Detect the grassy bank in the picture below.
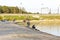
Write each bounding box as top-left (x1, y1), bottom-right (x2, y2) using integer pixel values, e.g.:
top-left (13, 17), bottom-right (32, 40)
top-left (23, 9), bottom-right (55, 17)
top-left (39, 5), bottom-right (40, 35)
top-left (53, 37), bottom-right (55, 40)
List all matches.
top-left (0, 14), bottom-right (60, 20)
top-left (0, 14), bottom-right (60, 26)
top-left (0, 14), bottom-right (39, 21)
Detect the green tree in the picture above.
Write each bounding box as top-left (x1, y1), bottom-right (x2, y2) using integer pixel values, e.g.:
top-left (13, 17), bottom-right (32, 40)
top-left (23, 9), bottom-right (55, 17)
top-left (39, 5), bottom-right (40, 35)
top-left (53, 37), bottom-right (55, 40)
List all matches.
top-left (0, 5), bottom-right (28, 14)
top-left (2, 6), bottom-right (10, 13)
top-left (14, 6), bottom-right (19, 13)
top-left (0, 6), bottom-right (3, 13)
top-left (19, 7), bottom-right (27, 14)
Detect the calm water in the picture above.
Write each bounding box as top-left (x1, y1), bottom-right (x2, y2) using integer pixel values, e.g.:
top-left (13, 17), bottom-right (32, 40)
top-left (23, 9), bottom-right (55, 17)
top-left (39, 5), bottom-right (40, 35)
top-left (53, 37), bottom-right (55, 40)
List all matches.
top-left (36, 25), bottom-right (60, 36)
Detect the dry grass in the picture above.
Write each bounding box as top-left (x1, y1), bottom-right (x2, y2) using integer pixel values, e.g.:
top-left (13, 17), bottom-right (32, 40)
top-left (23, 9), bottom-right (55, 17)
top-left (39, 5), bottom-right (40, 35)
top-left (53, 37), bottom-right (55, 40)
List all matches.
top-left (37, 19), bottom-right (60, 26)
top-left (17, 19), bottom-right (60, 27)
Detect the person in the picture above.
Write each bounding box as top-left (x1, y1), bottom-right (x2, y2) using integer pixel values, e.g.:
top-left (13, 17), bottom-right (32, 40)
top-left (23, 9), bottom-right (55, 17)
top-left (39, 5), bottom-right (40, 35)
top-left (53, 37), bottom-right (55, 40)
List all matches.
top-left (32, 24), bottom-right (39, 31)
top-left (32, 24), bottom-right (35, 29)
top-left (27, 20), bottom-right (30, 27)
top-left (23, 20), bottom-right (26, 23)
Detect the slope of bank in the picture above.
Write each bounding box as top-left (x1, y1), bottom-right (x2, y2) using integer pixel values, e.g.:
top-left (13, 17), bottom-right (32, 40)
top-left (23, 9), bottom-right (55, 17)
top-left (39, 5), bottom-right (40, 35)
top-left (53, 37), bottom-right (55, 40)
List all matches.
top-left (0, 21), bottom-right (60, 40)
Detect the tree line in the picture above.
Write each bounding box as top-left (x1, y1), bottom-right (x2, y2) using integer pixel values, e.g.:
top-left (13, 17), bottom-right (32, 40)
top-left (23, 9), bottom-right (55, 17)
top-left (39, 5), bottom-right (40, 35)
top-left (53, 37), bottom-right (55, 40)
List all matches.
top-left (0, 6), bottom-right (28, 14)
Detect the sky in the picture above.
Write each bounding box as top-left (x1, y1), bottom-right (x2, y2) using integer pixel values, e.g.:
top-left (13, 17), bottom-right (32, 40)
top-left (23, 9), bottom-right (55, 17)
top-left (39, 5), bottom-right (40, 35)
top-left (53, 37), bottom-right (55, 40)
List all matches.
top-left (0, 0), bottom-right (60, 14)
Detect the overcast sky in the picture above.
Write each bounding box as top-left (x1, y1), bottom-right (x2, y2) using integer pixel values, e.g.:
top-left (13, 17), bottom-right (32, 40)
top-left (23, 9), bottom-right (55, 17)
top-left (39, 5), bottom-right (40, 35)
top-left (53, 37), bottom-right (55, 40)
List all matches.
top-left (0, 0), bottom-right (60, 13)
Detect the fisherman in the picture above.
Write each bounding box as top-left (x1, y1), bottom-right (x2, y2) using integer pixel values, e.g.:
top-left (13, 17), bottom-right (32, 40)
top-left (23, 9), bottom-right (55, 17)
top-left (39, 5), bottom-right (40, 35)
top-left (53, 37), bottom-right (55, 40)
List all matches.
top-left (23, 19), bottom-right (26, 23)
top-left (27, 20), bottom-right (30, 27)
top-left (32, 24), bottom-right (35, 29)
top-left (32, 24), bottom-right (39, 31)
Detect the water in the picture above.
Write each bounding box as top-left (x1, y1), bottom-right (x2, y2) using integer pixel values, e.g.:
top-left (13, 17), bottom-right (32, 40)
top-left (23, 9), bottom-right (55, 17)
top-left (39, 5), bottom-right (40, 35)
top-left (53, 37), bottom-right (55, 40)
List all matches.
top-left (36, 25), bottom-right (60, 36)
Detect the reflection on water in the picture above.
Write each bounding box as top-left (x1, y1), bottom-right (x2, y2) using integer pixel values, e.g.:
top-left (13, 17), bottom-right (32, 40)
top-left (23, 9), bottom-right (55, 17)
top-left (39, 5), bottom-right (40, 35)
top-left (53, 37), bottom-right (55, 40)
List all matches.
top-left (36, 25), bottom-right (60, 36)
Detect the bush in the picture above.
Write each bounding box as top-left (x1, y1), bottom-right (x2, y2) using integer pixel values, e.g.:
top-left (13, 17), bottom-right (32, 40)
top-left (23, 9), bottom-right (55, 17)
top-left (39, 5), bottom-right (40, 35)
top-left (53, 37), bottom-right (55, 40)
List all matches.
top-left (19, 16), bottom-right (26, 20)
top-left (0, 16), bottom-right (3, 20)
top-left (4, 15), bottom-right (20, 21)
top-left (3, 15), bottom-right (39, 21)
